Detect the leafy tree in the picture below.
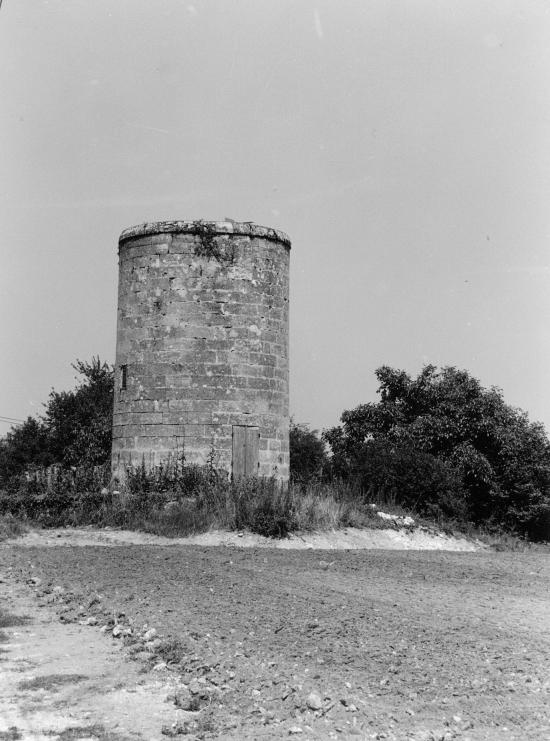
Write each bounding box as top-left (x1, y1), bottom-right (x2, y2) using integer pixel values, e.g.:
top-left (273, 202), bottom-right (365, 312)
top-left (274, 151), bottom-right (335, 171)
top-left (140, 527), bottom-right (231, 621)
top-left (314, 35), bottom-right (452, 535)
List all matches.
top-left (0, 417), bottom-right (53, 483)
top-left (324, 365), bottom-right (550, 537)
top-left (0, 357), bottom-right (113, 483)
top-left (43, 357), bottom-right (114, 467)
top-left (289, 420), bottom-right (328, 484)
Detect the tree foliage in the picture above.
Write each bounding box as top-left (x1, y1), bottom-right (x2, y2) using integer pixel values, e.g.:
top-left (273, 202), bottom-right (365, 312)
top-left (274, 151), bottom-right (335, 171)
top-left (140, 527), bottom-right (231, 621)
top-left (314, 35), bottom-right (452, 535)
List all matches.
top-left (0, 357), bottom-right (113, 484)
top-left (0, 417), bottom-right (53, 482)
top-left (43, 358), bottom-right (114, 467)
top-left (289, 420), bottom-right (328, 484)
top-left (324, 365), bottom-right (550, 538)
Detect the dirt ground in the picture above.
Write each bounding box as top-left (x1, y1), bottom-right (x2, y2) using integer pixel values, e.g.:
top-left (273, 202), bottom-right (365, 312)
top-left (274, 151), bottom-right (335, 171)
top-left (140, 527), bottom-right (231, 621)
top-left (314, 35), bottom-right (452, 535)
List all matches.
top-left (0, 528), bottom-right (549, 740)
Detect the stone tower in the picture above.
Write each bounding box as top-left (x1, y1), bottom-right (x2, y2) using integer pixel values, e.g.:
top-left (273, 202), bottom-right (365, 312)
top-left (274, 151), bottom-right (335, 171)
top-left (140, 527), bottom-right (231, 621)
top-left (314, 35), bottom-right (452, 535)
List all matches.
top-left (111, 220), bottom-right (290, 481)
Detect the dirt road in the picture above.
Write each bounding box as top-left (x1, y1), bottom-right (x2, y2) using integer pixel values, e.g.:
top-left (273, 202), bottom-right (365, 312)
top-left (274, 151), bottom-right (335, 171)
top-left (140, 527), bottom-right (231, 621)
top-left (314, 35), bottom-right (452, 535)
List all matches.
top-left (1, 530), bottom-right (549, 740)
top-left (0, 578), bottom-right (189, 741)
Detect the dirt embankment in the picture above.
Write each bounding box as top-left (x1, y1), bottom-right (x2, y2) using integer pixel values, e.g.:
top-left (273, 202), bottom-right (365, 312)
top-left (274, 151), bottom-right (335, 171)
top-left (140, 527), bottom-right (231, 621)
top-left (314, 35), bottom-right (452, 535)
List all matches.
top-left (6, 525), bottom-right (483, 551)
top-left (0, 529), bottom-right (549, 740)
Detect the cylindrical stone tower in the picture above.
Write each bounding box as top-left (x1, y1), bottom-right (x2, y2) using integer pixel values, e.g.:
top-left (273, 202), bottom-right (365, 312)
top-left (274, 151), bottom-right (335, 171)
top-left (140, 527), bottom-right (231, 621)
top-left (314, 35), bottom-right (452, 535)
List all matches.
top-left (111, 220), bottom-right (290, 481)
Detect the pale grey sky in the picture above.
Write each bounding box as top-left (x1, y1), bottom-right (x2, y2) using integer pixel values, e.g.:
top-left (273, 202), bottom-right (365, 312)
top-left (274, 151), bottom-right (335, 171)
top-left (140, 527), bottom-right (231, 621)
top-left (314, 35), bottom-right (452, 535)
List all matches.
top-left (1, 0), bottom-right (549, 435)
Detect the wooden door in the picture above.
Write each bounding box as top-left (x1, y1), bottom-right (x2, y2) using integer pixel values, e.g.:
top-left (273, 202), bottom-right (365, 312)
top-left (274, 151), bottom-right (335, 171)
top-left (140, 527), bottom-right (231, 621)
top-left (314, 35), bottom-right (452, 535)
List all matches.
top-left (232, 426), bottom-right (260, 478)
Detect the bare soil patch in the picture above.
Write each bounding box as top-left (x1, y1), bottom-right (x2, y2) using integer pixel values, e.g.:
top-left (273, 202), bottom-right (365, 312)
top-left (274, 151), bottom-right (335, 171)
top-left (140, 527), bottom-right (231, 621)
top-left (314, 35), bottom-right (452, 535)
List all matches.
top-left (0, 579), bottom-right (204, 740)
top-left (0, 529), bottom-right (548, 740)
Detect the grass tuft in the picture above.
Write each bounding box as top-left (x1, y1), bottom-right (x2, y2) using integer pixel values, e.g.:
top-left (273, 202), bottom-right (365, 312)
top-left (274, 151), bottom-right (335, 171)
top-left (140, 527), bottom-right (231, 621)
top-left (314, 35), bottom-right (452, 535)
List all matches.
top-left (0, 514), bottom-right (27, 542)
top-left (154, 637), bottom-right (188, 665)
top-left (47, 725), bottom-right (129, 741)
top-left (0, 728), bottom-right (22, 741)
top-left (0, 611), bottom-right (30, 629)
top-left (18, 673), bottom-right (87, 691)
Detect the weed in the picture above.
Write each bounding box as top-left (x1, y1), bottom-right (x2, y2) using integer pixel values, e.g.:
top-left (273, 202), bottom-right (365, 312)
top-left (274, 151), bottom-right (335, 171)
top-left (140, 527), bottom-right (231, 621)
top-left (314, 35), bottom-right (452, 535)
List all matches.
top-left (0, 612), bottom-right (30, 628)
top-left (185, 696), bottom-right (202, 712)
top-left (122, 633), bottom-right (140, 648)
top-left (192, 221), bottom-right (236, 264)
top-left (47, 725), bottom-right (128, 741)
top-left (0, 728), bottom-right (22, 741)
top-left (484, 532), bottom-right (532, 552)
top-left (154, 638), bottom-right (187, 665)
top-left (0, 514), bottom-right (27, 542)
top-left (18, 673), bottom-right (87, 691)
top-left (196, 716), bottom-right (217, 734)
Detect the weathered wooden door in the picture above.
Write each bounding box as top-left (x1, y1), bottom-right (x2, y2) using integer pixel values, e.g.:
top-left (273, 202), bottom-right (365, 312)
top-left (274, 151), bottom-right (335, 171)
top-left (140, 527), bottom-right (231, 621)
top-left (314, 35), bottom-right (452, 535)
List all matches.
top-left (232, 426), bottom-right (260, 478)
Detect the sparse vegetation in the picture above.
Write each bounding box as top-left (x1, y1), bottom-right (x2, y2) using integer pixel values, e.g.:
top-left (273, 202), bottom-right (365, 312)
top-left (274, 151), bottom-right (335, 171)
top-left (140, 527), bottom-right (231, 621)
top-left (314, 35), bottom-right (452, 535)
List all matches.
top-left (0, 728), bottom-right (22, 741)
top-left (52, 726), bottom-right (128, 741)
top-left (0, 514), bottom-right (27, 542)
top-left (18, 673), bottom-right (87, 692)
top-left (192, 220), bottom-right (236, 264)
top-left (0, 461), bottom-right (380, 539)
top-left (154, 637), bottom-right (188, 666)
top-left (0, 611), bottom-right (30, 629)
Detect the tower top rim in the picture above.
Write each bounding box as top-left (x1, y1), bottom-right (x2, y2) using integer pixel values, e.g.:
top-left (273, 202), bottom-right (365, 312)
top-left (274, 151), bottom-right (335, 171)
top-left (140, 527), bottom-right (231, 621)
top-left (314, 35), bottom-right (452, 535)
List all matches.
top-left (119, 220), bottom-right (291, 248)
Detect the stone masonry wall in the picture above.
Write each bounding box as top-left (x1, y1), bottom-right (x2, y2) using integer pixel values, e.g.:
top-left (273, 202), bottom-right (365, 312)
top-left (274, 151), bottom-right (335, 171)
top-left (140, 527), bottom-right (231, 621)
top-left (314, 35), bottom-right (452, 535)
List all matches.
top-left (111, 220), bottom-right (290, 480)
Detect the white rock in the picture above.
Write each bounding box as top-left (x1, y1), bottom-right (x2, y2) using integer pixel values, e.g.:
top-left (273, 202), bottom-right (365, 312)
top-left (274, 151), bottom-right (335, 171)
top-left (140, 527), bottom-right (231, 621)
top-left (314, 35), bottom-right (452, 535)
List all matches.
top-left (318, 561), bottom-right (334, 570)
top-left (145, 638), bottom-right (163, 651)
top-left (143, 628), bottom-right (157, 641)
top-left (377, 511), bottom-right (415, 527)
top-left (112, 624), bottom-right (131, 637)
top-left (188, 679), bottom-right (204, 695)
top-left (306, 692), bottom-right (323, 710)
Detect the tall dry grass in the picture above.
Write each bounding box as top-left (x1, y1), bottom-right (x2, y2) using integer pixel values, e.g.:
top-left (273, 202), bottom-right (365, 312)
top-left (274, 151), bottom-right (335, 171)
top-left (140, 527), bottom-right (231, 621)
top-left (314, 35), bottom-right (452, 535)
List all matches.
top-left (0, 462), bottom-right (385, 538)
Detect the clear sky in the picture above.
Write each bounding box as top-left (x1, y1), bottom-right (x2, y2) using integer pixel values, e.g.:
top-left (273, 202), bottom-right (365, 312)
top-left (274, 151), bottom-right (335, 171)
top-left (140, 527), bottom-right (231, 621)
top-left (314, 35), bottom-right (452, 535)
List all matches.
top-left (1, 0), bottom-right (549, 436)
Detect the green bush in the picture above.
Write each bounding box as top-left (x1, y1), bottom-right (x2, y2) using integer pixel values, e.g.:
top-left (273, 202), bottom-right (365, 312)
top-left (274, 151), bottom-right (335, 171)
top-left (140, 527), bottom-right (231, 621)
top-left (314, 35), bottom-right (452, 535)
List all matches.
top-left (351, 439), bottom-right (469, 520)
top-left (289, 420), bottom-right (328, 485)
top-left (324, 365), bottom-right (550, 540)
